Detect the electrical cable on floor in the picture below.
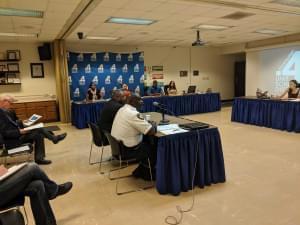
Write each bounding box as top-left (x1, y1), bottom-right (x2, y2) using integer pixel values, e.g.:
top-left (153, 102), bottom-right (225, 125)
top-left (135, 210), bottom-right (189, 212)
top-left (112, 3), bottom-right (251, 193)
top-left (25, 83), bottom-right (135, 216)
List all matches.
top-left (164, 130), bottom-right (200, 225)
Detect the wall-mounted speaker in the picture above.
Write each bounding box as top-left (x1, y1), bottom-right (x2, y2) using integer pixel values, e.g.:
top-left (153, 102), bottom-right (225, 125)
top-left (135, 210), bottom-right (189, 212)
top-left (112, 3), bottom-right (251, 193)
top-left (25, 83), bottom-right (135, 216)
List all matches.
top-left (38, 43), bottom-right (52, 60)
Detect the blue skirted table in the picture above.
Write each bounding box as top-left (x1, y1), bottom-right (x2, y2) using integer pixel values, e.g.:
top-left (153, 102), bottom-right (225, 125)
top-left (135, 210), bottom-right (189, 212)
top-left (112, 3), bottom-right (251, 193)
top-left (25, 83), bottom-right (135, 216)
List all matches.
top-left (72, 93), bottom-right (221, 129)
top-left (156, 126), bottom-right (226, 195)
top-left (231, 97), bottom-right (300, 132)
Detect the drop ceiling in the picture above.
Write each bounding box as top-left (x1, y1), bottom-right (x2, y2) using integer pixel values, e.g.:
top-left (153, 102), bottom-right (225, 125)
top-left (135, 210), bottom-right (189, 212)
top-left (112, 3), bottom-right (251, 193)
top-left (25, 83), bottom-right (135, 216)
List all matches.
top-left (0, 0), bottom-right (299, 46)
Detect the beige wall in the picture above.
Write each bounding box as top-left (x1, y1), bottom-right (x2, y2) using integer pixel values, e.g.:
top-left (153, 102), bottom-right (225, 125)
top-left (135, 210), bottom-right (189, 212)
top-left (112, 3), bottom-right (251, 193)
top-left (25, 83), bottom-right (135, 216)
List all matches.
top-left (66, 42), bottom-right (237, 100)
top-left (0, 42), bottom-right (56, 97)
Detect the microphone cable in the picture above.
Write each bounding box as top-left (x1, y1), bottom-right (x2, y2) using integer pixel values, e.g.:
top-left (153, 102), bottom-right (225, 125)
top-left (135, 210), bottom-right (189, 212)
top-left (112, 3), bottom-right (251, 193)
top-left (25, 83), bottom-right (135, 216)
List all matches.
top-left (164, 129), bottom-right (201, 225)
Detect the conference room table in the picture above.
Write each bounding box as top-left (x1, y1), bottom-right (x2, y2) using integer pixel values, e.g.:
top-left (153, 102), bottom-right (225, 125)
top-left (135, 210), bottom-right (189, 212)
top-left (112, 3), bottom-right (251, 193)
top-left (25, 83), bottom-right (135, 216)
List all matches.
top-left (148, 112), bottom-right (226, 195)
top-left (71, 93), bottom-right (221, 129)
top-left (231, 97), bottom-right (300, 132)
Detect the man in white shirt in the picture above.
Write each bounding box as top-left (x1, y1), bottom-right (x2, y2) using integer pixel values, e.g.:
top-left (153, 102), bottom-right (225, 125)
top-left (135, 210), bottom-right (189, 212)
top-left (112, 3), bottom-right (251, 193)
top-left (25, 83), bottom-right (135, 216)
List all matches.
top-left (111, 94), bottom-right (157, 180)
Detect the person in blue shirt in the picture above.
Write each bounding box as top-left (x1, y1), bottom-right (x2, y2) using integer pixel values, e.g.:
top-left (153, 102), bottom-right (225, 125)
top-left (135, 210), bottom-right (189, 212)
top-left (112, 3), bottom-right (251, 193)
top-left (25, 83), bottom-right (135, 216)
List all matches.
top-left (147, 80), bottom-right (164, 96)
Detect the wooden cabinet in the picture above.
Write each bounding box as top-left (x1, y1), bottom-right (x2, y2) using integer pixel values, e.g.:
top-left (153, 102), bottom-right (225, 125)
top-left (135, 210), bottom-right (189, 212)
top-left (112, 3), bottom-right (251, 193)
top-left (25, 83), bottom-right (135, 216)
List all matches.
top-left (12, 100), bottom-right (58, 122)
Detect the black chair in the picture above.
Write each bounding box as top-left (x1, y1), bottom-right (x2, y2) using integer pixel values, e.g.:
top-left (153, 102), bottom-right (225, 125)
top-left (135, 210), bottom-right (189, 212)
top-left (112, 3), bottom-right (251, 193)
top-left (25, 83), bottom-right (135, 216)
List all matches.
top-left (104, 132), bottom-right (154, 195)
top-left (0, 134), bottom-right (32, 166)
top-left (0, 197), bottom-right (28, 225)
top-left (87, 122), bottom-right (110, 174)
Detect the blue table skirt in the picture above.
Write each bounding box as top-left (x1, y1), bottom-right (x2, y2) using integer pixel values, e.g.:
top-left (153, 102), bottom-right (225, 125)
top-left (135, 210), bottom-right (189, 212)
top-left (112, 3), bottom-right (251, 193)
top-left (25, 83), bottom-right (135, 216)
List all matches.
top-left (72, 93), bottom-right (221, 129)
top-left (231, 98), bottom-right (300, 132)
top-left (156, 127), bottom-right (226, 195)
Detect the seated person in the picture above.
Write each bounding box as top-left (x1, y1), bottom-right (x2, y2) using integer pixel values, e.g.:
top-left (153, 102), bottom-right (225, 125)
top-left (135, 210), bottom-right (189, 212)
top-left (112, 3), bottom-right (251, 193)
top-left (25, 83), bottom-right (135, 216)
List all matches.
top-left (122, 83), bottom-right (131, 98)
top-left (279, 80), bottom-right (300, 99)
top-left (0, 95), bottom-right (67, 165)
top-left (167, 81), bottom-right (177, 96)
top-left (147, 80), bottom-right (164, 96)
top-left (111, 95), bottom-right (157, 180)
top-left (98, 90), bottom-right (124, 133)
top-left (0, 162), bottom-right (72, 225)
top-left (86, 82), bottom-right (101, 101)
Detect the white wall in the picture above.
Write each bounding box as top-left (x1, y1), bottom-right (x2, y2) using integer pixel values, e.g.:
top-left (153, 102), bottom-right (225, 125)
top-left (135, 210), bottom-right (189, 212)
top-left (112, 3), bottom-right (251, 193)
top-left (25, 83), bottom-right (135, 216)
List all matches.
top-left (66, 42), bottom-right (237, 100)
top-left (0, 42), bottom-right (56, 97)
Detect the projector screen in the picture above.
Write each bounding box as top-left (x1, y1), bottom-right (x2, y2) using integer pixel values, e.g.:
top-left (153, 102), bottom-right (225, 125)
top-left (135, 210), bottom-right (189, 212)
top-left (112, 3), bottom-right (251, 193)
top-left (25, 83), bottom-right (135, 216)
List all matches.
top-left (246, 45), bottom-right (300, 96)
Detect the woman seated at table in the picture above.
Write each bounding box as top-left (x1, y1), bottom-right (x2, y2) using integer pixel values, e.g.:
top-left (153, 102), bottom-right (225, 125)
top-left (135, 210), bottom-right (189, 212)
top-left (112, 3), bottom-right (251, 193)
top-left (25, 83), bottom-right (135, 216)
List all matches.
top-left (122, 83), bottom-right (132, 98)
top-left (279, 80), bottom-right (300, 99)
top-left (167, 81), bottom-right (177, 96)
top-left (86, 82), bottom-right (101, 101)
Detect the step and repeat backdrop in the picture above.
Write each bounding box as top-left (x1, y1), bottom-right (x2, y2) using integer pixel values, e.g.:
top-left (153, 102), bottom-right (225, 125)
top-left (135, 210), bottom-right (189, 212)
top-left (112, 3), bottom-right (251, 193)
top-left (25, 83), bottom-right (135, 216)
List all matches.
top-left (67, 51), bottom-right (145, 101)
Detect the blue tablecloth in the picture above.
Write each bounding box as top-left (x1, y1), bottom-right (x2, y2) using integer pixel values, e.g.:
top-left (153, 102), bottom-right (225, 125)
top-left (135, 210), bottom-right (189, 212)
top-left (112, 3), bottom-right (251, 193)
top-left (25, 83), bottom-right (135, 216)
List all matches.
top-left (156, 127), bottom-right (226, 195)
top-left (231, 98), bottom-right (300, 132)
top-left (72, 93), bottom-right (221, 129)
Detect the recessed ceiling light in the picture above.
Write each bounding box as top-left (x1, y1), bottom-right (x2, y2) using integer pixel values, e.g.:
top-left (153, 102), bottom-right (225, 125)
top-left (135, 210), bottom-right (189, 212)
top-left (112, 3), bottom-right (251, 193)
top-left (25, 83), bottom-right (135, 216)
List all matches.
top-left (0, 8), bottom-right (43, 18)
top-left (193, 24), bottom-right (232, 31)
top-left (271, 0), bottom-right (300, 8)
top-left (255, 29), bottom-right (286, 35)
top-left (106, 17), bottom-right (156, 25)
top-left (85, 36), bottom-right (119, 40)
top-left (0, 32), bottom-right (38, 37)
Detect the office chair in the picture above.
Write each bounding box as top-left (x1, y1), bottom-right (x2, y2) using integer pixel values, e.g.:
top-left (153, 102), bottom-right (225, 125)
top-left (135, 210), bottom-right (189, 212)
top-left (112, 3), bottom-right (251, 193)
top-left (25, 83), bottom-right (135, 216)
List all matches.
top-left (104, 132), bottom-right (154, 195)
top-left (87, 122), bottom-right (110, 174)
top-left (0, 197), bottom-right (28, 225)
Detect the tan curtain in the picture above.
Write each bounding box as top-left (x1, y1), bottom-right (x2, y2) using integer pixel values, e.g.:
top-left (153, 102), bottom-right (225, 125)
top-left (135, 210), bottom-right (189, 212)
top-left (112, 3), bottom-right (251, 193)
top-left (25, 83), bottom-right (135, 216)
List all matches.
top-left (53, 39), bottom-right (71, 123)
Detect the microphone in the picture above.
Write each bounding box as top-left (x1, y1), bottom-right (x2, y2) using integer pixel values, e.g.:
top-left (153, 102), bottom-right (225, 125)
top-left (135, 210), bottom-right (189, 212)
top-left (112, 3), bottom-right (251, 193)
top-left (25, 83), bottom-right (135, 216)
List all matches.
top-left (152, 101), bottom-right (170, 125)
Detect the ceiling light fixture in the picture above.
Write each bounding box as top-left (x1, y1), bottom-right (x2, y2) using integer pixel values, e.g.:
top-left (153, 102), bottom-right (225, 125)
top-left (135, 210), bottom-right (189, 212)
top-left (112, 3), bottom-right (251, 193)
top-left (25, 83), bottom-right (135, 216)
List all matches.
top-left (0, 32), bottom-right (38, 37)
top-left (193, 24), bottom-right (232, 31)
top-left (106, 17), bottom-right (156, 25)
top-left (0, 7), bottom-right (43, 18)
top-left (255, 29), bottom-right (286, 35)
top-left (85, 36), bottom-right (119, 40)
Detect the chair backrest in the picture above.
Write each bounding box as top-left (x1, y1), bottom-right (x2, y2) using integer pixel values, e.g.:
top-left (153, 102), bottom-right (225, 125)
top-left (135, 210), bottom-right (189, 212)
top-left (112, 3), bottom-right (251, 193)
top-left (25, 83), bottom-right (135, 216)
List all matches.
top-left (104, 132), bottom-right (121, 157)
top-left (88, 123), bottom-right (104, 147)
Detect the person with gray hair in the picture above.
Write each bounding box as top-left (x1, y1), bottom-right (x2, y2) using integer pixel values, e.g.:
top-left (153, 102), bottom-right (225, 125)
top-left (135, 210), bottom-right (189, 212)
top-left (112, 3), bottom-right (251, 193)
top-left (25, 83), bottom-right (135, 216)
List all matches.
top-left (0, 95), bottom-right (67, 165)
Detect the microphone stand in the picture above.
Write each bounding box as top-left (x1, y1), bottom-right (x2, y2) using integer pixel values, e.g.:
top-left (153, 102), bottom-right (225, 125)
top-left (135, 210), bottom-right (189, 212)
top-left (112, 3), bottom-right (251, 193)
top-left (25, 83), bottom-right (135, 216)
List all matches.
top-left (159, 108), bottom-right (170, 125)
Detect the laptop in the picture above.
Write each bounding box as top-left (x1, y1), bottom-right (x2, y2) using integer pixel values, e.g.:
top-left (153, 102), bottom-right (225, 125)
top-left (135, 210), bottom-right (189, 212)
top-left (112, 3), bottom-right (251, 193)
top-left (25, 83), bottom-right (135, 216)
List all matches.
top-left (187, 85), bottom-right (196, 94)
top-left (179, 122), bottom-right (209, 130)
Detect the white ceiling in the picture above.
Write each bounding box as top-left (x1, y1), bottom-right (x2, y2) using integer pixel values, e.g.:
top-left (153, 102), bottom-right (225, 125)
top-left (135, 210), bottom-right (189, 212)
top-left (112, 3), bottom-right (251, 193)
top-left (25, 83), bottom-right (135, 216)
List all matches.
top-left (0, 0), bottom-right (300, 46)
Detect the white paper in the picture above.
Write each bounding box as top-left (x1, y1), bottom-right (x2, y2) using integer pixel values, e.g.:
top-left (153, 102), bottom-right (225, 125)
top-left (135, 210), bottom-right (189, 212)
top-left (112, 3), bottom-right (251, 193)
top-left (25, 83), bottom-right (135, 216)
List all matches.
top-left (160, 128), bottom-right (188, 135)
top-left (157, 124), bottom-right (180, 131)
top-left (8, 145), bottom-right (30, 155)
top-left (0, 163), bottom-right (28, 181)
top-left (23, 114), bottom-right (42, 126)
top-left (24, 123), bottom-right (44, 131)
top-left (157, 124), bottom-right (188, 135)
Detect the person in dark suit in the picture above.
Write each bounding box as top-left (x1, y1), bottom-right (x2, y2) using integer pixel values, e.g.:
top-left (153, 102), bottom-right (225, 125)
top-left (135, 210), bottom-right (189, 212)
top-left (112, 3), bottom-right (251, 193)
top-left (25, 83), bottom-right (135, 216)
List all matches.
top-left (0, 162), bottom-right (72, 225)
top-left (0, 95), bottom-right (67, 165)
top-left (97, 90), bottom-right (125, 133)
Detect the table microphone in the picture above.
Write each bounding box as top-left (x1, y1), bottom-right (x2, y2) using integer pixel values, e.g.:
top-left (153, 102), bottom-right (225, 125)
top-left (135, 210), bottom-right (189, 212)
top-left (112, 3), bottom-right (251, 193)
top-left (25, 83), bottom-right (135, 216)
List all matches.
top-left (152, 101), bottom-right (170, 125)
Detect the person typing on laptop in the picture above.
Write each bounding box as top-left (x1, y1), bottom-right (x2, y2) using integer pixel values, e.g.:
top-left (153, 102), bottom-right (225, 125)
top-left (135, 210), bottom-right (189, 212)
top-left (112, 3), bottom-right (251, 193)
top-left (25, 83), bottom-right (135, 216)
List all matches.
top-left (0, 95), bottom-right (67, 165)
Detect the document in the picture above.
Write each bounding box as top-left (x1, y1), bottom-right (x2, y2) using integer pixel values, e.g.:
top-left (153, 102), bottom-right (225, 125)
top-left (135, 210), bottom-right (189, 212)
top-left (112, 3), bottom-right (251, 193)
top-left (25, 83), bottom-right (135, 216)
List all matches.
top-left (24, 123), bottom-right (44, 131)
top-left (23, 114), bottom-right (42, 126)
top-left (8, 145), bottom-right (31, 155)
top-left (0, 163), bottom-right (28, 182)
top-left (157, 124), bottom-right (188, 135)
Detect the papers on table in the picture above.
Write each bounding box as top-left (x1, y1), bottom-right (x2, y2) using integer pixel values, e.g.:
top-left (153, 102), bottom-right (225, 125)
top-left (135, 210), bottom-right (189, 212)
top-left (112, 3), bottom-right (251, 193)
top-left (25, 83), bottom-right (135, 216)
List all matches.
top-left (23, 114), bottom-right (42, 126)
top-left (24, 123), bottom-right (44, 131)
top-left (157, 124), bottom-right (188, 135)
top-left (0, 163), bottom-right (28, 182)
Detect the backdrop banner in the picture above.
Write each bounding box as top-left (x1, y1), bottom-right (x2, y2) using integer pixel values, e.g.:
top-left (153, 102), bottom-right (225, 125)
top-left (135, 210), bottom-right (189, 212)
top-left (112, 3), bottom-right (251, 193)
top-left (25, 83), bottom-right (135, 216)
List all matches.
top-left (67, 51), bottom-right (145, 101)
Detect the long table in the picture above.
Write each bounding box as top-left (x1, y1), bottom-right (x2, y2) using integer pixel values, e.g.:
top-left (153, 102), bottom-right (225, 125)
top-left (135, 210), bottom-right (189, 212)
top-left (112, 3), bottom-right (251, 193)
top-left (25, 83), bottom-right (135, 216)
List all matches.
top-left (72, 93), bottom-right (221, 129)
top-left (231, 97), bottom-right (300, 132)
top-left (149, 112), bottom-right (226, 195)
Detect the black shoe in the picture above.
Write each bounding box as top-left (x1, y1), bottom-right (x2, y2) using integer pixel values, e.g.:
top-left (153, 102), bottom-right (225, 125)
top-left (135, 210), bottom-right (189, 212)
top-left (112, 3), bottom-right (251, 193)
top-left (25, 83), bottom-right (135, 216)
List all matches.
top-left (53, 133), bottom-right (67, 144)
top-left (56, 182), bottom-right (73, 198)
top-left (36, 159), bottom-right (52, 165)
